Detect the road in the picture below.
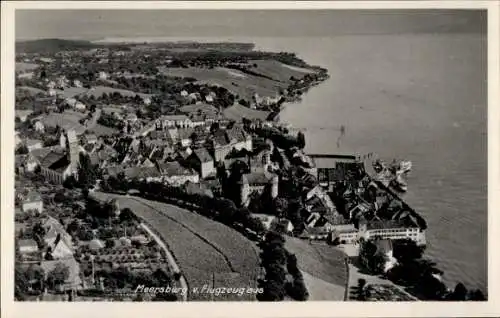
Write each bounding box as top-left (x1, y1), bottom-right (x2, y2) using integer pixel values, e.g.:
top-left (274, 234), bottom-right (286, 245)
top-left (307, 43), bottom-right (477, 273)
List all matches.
top-left (139, 223), bottom-right (188, 301)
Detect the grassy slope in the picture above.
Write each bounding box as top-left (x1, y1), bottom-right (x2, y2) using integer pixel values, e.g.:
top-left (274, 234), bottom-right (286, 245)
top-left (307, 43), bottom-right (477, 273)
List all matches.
top-left (92, 192), bottom-right (260, 301)
top-left (285, 236), bottom-right (347, 298)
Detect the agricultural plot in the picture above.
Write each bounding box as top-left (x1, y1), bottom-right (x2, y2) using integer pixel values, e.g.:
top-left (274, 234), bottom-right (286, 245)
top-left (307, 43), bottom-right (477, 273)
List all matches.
top-left (222, 103), bottom-right (271, 122)
top-left (249, 59), bottom-right (316, 83)
top-left (91, 192), bottom-right (260, 301)
top-left (17, 86), bottom-right (46, 96)
top-left (157, 66), bottom-right (284, 101)
top-left (40, 111), bottom-right (87, 134)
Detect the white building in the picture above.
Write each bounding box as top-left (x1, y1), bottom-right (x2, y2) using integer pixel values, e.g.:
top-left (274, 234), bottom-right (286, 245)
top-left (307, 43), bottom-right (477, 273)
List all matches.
top-left (34, 121), bottom-right (45, 133)
top-left (98, 71), bottom-right (108, 80)
top-left (18, 239), bottom-right (39, 254)
top-left (22, 191), bottom-right (43, 213)
top-left (359, 219), bottom-right (426, 246)
top-left (157, 115), bottom-right (193, 129)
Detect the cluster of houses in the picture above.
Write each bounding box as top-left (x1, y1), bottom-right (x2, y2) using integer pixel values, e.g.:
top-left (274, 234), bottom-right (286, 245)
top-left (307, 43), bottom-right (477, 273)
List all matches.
top-left (14, 187), bottom-right (164, 297)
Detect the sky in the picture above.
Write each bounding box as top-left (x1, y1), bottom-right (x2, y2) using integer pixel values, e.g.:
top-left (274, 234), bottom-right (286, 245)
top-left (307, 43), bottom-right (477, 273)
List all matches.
top-left (15, 9), bottom-right (486, 41)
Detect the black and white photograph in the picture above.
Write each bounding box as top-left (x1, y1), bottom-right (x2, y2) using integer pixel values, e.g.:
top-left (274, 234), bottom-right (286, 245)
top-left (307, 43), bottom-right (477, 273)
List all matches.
top-left (1, 1), bottom-right (499, 317)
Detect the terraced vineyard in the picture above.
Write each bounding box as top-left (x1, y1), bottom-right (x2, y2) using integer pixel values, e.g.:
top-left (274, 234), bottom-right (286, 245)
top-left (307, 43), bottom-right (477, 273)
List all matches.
top-left (92, 192), bottom-right (260, 301)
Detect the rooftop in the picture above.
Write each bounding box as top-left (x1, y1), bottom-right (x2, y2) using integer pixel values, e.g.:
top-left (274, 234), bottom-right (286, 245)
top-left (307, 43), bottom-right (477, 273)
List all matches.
top-left (24, 191), bottom-right (42, 203)
top-left (158, 161), bottom-right (196, 176)
top-left (159, 114), bottom-right (189, 121)
top-left (242, 171), bottom-right (276, 185)
top-left (193, 147), bottom-right (213, 163)
top-left (18, 239), bottom-right (38, 248)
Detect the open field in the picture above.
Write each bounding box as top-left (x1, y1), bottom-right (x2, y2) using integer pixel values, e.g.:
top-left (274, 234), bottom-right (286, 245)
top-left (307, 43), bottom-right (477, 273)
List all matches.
top-left (285, 237), bottom-right (347, 299)
top-left (250, 59), bottom-right (316, 83)
top-left (17, 86), bottom-right (46, 96)
top-left (89, 124), bottom-right (119, 137)
top-left (91, 192), bottom-right (260, 301)
top-left (301, 271), bottom-right (345, 300)
top-left (157, 66), bottom-right (284, 100)
top-left (39, 111), bottom-right (86, 134)
top-left (86, 86), bottom-right (152, 99)
top-left (16, 62), bottom-right (39, 72)
top-left (223, 103), bottom-right (271, 122)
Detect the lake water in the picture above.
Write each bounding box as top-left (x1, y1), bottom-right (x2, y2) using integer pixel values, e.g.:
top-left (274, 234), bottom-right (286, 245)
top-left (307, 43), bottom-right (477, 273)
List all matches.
top-left (255, 35), bottom-right (488, 292)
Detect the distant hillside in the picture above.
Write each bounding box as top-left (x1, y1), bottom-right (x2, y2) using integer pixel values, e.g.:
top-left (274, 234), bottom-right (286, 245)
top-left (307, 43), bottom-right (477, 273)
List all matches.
top-left (16, 38), bottom-right (99, 53)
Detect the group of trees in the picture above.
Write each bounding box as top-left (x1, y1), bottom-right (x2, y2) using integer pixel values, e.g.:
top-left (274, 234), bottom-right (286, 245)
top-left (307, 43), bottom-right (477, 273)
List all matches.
top-left (258, 231), bottom-right (309, 301)
top-left (15, 262), bottom-right (71, 299)
top-left (101, 178), bottom-right (267, 240)
top-left (358, 239), bottom-right (387, 275)
top-left (251, 126), bottom-right (304, 151)
top-left (358, 238), bottom-right (487, 301)
top-left (97, 111), bottom-right (126, 130)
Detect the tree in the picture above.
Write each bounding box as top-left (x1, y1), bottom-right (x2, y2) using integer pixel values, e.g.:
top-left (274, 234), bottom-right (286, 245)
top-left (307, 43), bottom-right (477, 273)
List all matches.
top-left (393, 239), bottom-right (424, 264)
top-left (357, 278), bottom-right (367, 300)
top-left (286, 277), bottom-right (309, 301)
top-left (78, 152), bottom-right (97, 188)
top-left (105, 239), bottom-right (115, 249)
top-left (286, 253), bottom-right (300, 277)
top-left (246, 217), bottom-right (266, 236)
top-left (259, 279), bottom-right (286, 301)
top-left (33, 222), bottom-right (46, 239)
top-left (66, 220), bottom-right (80, 234)
top-left (272, 198), bottom-right (288, 218)
top-left (119, 208), bottom-right (136, 223)
top-left (359, 240), bottom-right (385, 274)
top-left (25, 265), bottom-right (45, 292)
top-left (16, 145), bottom-right (29, 155)
top-left (46, 263), bottom-right (70, 291)
top-left (468, 289), bottom-right (486, 301)
top-left (449, 282), bottom-right (468, 301)
top-left (296, 131), bottom-right (306, 149)
top-left (261, 245), bottom-right (287, 268)
top-left (63, 175), bottom-right (78, 189)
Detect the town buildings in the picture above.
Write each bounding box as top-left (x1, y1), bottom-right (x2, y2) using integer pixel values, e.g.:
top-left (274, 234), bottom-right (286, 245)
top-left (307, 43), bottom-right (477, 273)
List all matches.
top-left (359, 218), bottom-right (426, 246)
top-left (18, 239), bottom-right (39, 254)
top-left (210, 124), bottom-right (253, 162)
top-left (188, 148), bottom-right (215, 179)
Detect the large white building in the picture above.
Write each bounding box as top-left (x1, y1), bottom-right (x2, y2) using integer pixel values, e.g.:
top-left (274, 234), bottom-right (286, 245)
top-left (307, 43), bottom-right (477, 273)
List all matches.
top-left (359, 219), bottom-right (426, 246)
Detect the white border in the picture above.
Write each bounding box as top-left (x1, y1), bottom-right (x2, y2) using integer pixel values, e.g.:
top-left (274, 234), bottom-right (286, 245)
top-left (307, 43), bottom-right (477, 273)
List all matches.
top-left (2, 2), bottom-right (499, 318)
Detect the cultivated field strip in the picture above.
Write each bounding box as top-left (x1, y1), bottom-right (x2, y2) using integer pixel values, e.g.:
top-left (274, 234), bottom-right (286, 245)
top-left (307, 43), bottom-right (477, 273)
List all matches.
top-left (93, 192), bottom-right (260, 300)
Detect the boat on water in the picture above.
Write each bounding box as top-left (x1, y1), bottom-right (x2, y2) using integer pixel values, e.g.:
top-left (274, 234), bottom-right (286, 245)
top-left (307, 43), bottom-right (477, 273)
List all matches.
top-left (372, 159), bottom-right (386, 173)
top-left (372, 158), bottom-right (411, 192)
top-left (398, 160), bottom-right (412, 174)
top-left (391, 173), bottom-right (408, 193)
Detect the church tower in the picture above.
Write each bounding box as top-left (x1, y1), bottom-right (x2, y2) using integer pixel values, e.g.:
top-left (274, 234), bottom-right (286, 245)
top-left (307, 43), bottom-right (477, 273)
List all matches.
top-left (64, 129), bottom-right (80, 171)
